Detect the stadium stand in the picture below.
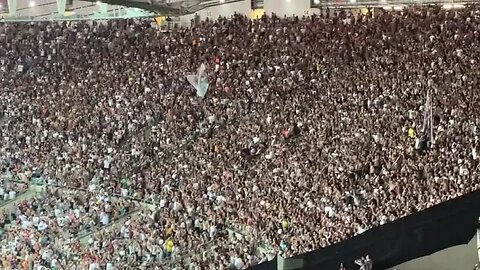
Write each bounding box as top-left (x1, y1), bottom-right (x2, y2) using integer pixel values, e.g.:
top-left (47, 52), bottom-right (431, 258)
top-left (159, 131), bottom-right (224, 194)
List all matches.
top-left (1, 3), bottom-right (480, 270)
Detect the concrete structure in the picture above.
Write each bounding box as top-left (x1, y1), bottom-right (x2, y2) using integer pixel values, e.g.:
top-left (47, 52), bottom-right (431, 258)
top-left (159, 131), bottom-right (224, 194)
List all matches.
top-left (195, 0), bottom-right (251, 19)
top-left (264, 0), bottom-right (317, 17)
top-left (1, 0), bottom-right (124, 19)
top-left (388, 232), bottom-right (479, 270)
top-left (1, 0), bottom-right (256, 21)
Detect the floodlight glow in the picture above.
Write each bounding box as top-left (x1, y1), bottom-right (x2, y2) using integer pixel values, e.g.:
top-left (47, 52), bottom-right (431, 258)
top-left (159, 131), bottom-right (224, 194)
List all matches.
top-left (96, 1), bottom-right (102, 5)
top-left (443, 3), bottom-right (465, 9)
top-left (0, 3), bottom-right (3, 9)
top-left (314, 0), bottom-right (320, 4)
top-left (349, 0), bottom-right (356, 3)
top-left (29, 1), bottom-right (36, 7)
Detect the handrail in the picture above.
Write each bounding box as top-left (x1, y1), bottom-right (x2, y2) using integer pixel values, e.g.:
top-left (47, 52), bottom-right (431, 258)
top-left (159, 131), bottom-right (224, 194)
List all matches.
top-left (0, 181), bottom-right (141, 239)
top-left (0, 190), bottom-right (28, 208)
top-left (73, 209), bottom-right (141, 241)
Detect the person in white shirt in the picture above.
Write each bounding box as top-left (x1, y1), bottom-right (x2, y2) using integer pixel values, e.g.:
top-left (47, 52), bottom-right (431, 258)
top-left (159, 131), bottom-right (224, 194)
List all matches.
top-left (123, 227), bottom-right (130, 239)
top-left (209, 224), bottom-right (217, 239)
top-left (37, 220), bottom-right (48, 232)
top-left (41, 248), bottom-right (52, 264)
top-left (100, 211), bottom-right (109, 226)
top-left (89, 261), bottom-right (100, 270)
top-left (51, 258), bottom-right (59, 269)
top-left (230, 255), bottom-right (244, 269)
top-left (106, 262), bottom-right (115, 270)
top-left (21, 219), bottom-right (31, 229)
top-left (324, 206), bottom-right (335, 218)
top-left (103, 156), bottom-right (112, 170)
top-left (8, 190), bottom-right (15, 200)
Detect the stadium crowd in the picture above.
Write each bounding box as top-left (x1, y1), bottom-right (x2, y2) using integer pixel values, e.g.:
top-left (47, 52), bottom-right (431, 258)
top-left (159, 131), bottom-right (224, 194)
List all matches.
top-left (1, 4), bottom-right (480, 269)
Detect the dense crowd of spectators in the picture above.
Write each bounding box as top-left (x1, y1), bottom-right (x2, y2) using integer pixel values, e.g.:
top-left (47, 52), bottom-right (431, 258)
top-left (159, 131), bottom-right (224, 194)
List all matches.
top-left (0, 187), bottom-right (137, 269)
top-left (1, 4), bottom-right (480, 269)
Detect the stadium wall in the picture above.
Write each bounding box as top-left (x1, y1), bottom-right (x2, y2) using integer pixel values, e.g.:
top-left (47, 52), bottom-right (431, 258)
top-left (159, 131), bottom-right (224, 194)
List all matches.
top-left (14, 1), bottom-right (109, 18)
top-left (264, 0), bottom-right (318, 17)
top-left (180, 0), bottom-right (318, 25)
top-left (177, 0), bottom-right (253, 25)
top-left (250, 189), bottom-right (480, 270)
top-left (196, 0), bottom-right (252, 19)
top-left (193, 0), bottom-right (318, 20)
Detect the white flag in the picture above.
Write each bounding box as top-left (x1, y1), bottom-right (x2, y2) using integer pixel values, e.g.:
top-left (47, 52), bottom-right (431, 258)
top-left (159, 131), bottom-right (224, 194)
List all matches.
top-left (186, 64), bottom-right (209, 98)
top-left (422, 90), bottom-right (434, 145)
top-left (422, 91), bottom-right (430, 132)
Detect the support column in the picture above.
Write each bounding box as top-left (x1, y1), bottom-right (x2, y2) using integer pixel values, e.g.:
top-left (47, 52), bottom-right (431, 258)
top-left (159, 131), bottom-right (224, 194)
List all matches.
top-left (7, 0), bottom-right (17, 16)
top-left (56, 0), bottom-right (66, 15)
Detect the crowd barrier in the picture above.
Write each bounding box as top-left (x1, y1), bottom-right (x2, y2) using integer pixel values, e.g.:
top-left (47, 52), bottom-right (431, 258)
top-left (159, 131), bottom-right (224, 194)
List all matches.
top-left (250, 189), bottom-right (480, 270)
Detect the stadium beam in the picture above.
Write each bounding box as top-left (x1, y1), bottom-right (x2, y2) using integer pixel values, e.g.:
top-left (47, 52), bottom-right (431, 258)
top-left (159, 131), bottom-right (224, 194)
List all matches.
top-left (99, 2), bottom-right (108, 13)
top-left (7, 0), bottom-right (16, 16)
top-left (57, 0), bottom-right (67, 15)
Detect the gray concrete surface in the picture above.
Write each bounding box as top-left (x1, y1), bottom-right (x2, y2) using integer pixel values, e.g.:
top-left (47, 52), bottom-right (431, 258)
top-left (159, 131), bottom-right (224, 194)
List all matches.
top-left (389, 233), bottom-right (478, 270)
